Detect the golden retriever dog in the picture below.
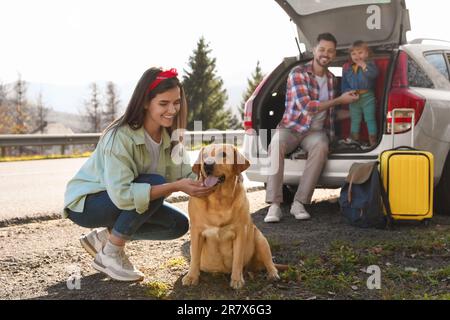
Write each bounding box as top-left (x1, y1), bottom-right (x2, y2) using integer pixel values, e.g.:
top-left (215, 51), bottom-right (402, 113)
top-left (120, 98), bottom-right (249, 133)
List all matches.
top-left (182, 144), bottom-right (280, 290)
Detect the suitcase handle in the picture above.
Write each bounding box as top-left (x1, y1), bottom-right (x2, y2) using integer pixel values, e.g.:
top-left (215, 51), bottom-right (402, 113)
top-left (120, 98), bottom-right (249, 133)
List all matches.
top-left (391, 146), bottom-right (418, 151)
top-left (391, 108), bottom-right (415, 148)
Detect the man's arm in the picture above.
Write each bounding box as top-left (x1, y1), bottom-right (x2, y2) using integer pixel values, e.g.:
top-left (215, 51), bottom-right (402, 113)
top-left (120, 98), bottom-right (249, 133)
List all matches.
top-left (317, 97), bottom-right (342, 112)
top-left (317, 91), bottom-right (360, 112)
top-left (288, 67), bottom-right (360, 115)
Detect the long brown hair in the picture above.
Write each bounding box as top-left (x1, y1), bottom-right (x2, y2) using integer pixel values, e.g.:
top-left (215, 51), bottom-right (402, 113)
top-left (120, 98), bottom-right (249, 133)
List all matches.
top-left (102, 67), bottom-right (187, 147)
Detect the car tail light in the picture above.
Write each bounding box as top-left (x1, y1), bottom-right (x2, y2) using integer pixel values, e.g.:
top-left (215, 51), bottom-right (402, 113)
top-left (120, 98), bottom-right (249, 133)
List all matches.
top-left (386, 52), bottom-right (426, 134)
top-left (387, 88), bottom-right (426, 133)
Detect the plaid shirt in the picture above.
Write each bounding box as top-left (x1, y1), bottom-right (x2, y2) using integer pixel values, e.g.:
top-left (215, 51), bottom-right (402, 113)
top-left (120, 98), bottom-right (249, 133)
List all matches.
top-left (279, 61), bottom-right (336, 140)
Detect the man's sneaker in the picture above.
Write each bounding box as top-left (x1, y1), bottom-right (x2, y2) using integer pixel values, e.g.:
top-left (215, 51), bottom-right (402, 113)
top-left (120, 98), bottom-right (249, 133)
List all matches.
top-left (360, 143), bottom-right (373, 151)
top-left (92, 248), bottom-right (144, 282)
top-left (264, 204), bottom-right (282, 223)
top-left (290, 201), bottom-right (311, 220)
top-left (342, 138), bottom-right (361, 146)
top-left (80, 228), bottom-right (110, 257)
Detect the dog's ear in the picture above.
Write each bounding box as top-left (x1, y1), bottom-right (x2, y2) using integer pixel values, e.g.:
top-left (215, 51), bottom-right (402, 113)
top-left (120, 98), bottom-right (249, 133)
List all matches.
top-left (192, 147), bottom-right (203, 176)
top-left (234, 147), bottom-right (250, 173)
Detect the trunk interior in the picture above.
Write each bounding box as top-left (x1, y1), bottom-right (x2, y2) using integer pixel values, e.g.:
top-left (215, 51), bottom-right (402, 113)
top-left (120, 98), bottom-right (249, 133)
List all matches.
top-left (254, 51), bottom-right (395, 156)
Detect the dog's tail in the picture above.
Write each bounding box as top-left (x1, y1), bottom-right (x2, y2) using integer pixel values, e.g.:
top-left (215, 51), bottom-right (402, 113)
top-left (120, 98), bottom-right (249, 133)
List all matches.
top-left (274, 263), bottom-right (290, 272)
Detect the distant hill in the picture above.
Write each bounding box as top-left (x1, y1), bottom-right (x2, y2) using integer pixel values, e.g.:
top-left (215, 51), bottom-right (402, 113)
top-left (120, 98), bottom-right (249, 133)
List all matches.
top-left (5, 81), bottom-right (246, 133)
top-left (45, 109), bottom-right (89, 133)
top-left (26, 82), bottom-right (246, 115)
top-left (26, 82), bottom-right (129, 115)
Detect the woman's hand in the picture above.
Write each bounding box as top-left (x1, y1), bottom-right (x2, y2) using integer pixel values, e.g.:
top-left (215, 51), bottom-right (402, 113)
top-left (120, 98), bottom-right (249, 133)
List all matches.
top-left (176, 179), bottom-right (215, 197)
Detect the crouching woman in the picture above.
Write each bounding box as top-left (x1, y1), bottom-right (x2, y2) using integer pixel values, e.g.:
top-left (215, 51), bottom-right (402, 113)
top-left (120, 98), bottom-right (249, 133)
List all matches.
top-left (63, 67), bottom-right (214, 282)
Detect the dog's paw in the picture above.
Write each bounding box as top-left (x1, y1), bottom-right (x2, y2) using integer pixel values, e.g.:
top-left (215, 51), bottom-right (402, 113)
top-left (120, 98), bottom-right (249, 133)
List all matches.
top-left (182, 273), bottom-right (199, 286)
top-left (267, 270), bottom-right (280, 282)
top-left (230, 277), bottom-right (245, 290)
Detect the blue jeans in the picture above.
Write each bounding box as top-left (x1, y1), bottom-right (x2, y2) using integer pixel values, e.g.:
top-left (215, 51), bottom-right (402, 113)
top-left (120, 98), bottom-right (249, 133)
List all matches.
top-left (67, 174), bottom-right (189, 241)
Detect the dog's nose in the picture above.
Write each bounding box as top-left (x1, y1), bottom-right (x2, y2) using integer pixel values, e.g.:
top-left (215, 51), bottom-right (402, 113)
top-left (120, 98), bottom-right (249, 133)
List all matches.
top-left (204, 158), bottom-right (215, 175)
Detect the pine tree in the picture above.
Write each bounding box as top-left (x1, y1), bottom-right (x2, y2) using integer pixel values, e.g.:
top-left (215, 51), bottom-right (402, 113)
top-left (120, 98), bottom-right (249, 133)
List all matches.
top-left (228, 112), bottom-right (242, 130)
top-left (182, 37), bottom-right (232, 130)
top-left (238, 61), bottom-right (265, 122)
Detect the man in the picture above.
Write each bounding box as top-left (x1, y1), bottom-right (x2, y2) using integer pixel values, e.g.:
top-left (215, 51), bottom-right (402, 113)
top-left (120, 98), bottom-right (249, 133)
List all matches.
top-left (264, 33), bottom-right (359, 223)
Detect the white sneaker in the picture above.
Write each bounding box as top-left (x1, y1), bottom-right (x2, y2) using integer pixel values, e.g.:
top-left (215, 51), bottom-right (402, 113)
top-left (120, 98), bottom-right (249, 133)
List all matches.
top-left (92, 248), bottom-right (144, 282)
top-left (264, 204), bottom-right (282, 223)
top-left (290, 201), bottom-right (311, 220)
top-left (80, 228), bottom-right (110, 257)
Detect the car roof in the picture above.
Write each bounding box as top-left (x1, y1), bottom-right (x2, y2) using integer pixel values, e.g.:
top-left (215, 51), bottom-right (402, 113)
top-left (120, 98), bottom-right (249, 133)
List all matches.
top-left (401, 43), bottom-right (450, 55)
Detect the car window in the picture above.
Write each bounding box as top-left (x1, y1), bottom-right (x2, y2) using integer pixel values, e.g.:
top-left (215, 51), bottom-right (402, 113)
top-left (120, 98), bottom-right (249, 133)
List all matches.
top-left (408, 57), bottom-right (434, 89)
top-left (425, 52), bottom-right (450, 80)
top-left (291, 0), bottom-right (391, 15)
top-left (446, 52), bottom-right (450, 76)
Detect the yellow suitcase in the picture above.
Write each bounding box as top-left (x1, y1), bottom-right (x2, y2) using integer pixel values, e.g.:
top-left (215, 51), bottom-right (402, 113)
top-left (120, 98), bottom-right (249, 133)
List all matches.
top-left (379, 109), bottom-right (433, 222)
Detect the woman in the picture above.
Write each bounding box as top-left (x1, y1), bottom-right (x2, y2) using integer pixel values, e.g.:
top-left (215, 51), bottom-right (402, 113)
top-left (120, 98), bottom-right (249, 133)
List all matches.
top-left (63, 67), bottom-right (214, 282)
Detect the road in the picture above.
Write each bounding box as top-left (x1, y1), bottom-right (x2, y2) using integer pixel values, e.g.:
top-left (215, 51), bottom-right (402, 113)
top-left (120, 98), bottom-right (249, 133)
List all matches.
top-left (0, 154), bottom-right (264, 223)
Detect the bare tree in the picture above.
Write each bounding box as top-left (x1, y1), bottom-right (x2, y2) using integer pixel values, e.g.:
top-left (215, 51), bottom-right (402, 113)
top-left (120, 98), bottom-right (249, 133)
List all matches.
top-left (103, 81), bottom-right (121, 130)
top-left (83, 82), bottom-right (102, 133)
top-left (0, 82), bottom-right (13, 134)
top-left (0, 82), bottom-right (7, 106)
top-left (12, 74), bottom-right (29, 134)
top-left (34, 91), bottom-right (49, 133)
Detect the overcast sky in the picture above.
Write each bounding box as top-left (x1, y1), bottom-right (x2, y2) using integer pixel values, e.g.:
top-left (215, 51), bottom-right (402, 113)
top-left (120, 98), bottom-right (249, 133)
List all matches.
top-left (1, 0), bottom-right (449, 89)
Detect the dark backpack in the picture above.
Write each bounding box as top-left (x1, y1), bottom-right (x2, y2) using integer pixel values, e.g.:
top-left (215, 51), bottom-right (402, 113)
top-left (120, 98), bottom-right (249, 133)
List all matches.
top-left (339, 161), bottom-right (392, 229)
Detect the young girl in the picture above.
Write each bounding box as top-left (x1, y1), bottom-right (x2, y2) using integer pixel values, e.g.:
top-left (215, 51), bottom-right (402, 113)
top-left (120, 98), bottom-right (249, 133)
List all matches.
top-left (63, 67), bottom-right (214, 282)
top-left (342, 40), bottom-right (379, 148)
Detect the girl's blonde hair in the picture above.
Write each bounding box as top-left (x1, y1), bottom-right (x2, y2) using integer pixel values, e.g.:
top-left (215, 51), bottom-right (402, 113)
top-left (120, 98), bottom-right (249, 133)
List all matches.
top-left (349, 40), bottom-right (372, 57)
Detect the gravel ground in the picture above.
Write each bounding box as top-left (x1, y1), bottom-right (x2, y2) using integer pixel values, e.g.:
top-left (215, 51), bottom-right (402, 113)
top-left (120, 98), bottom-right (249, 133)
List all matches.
top-left (0, 189), bottom-right (449, 300)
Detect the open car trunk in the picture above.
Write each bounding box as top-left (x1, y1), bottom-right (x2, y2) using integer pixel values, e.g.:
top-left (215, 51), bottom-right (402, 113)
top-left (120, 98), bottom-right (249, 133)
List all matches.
top-left (275, 0), bottom-right (410, 51)
top-left (254, 51), bottom-right (395, 155)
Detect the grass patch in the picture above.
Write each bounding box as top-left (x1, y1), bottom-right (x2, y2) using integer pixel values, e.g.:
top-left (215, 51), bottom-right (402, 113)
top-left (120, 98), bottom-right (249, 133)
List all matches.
top-left (273, 228), bottom-right (450, 299)
top-left (0, 152), bottom-right (92, 162)
top-left (280, 265), bottom-right (302, 282)
top-left (164, 257), bottom-right (187, 269)
top-left (423, 293), bottom-right (450, 300)
top-left (145, 281), bottom-right (170, 299)
top-left (267, 237), bottom-right (282, 253)
top-left (294, 255), bottom-right (357, 296)
top-left (328, 241), bottom-right (360, 273)
top-left (354, 226), bottom-right (450, 258)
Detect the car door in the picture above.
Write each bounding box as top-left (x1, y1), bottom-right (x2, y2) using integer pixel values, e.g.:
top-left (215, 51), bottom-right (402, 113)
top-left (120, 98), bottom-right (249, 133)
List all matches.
top-left (418, 50), bottom-right (450, 179)
top-left (275, 0), bottom-right (410, 51)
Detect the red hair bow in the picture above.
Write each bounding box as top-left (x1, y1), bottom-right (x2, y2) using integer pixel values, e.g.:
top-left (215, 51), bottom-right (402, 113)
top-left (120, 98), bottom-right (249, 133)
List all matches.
top-left (147, 68), bottom-right (178, 93)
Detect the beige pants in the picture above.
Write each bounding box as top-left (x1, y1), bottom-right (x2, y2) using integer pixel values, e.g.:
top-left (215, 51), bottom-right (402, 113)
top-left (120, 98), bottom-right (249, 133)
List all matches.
top-left (265, 129), bottom-right (329, 205)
